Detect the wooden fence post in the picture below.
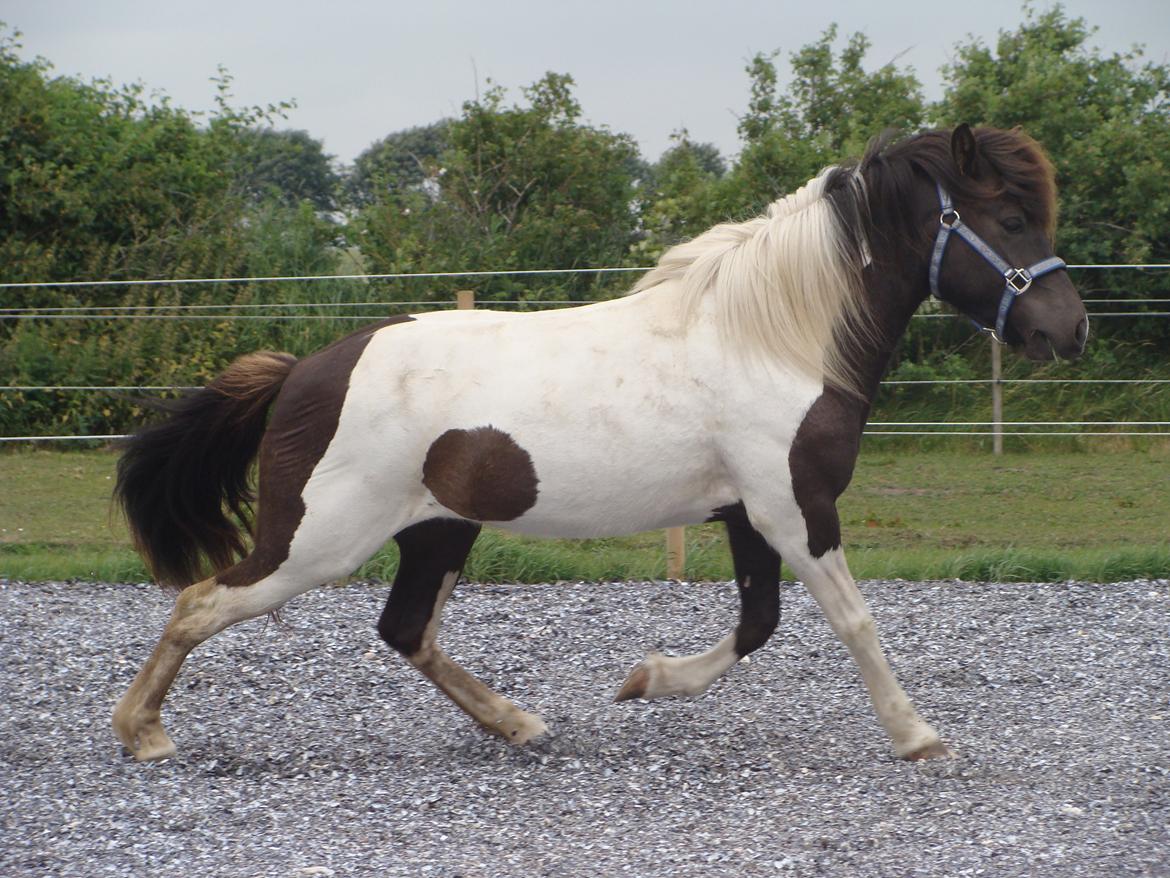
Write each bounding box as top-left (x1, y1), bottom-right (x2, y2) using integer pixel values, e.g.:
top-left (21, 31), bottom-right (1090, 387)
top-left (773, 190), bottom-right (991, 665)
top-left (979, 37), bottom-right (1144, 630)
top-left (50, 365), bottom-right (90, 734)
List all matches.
top-left (991, 335), bottom-right (1003, 455)
top-left (666, 526), bottom-right (686, 580)
top-left (456, 290), bottom-right (475, 310)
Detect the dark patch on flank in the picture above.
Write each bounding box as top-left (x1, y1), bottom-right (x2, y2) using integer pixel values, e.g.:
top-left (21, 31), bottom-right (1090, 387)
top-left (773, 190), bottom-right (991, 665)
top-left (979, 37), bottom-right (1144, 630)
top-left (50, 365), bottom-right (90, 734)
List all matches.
top-left (379, 518), bottom-right (481, 657)
top-left (789, 390), bottom-right (863, 559)
top-left (219, 316), bottom-right (415, 587)
top-left (422, 426), bottom-right (539, 522)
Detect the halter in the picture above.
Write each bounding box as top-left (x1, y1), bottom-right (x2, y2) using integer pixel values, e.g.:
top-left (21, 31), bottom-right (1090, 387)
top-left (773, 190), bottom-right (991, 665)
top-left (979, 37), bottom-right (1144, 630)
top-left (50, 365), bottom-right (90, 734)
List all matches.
top-left (928, 183), bottom-right (1066, 343)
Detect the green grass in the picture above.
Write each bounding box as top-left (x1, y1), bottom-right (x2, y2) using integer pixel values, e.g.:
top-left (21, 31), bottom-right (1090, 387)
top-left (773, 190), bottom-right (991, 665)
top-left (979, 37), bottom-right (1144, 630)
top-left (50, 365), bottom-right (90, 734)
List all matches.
top-left (1, 447), bottom-right (1167, 583)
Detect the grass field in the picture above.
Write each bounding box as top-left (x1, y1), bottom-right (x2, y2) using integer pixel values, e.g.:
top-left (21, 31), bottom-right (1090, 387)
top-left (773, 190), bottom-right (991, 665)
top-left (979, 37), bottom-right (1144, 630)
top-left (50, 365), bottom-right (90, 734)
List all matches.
top-left (1, 446), bottom-right (1167, 583)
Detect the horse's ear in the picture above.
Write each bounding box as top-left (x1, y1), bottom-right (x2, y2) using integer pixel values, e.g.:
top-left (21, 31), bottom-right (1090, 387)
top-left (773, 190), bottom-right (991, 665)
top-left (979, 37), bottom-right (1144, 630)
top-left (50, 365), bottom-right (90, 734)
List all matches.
top-left (951, 123), bottom-right (978, 176)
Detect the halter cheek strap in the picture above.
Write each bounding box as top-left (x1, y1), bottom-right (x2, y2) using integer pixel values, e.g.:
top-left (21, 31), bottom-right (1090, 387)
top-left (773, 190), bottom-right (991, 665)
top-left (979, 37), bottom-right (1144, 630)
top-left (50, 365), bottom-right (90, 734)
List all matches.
top-left (929, 184), bottom-right (1066, 343)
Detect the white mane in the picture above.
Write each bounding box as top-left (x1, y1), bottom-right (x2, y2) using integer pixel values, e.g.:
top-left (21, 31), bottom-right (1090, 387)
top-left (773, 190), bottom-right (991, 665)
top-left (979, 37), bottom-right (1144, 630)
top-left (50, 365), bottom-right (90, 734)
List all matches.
top-left (632, 167), bottom-right (874, 395)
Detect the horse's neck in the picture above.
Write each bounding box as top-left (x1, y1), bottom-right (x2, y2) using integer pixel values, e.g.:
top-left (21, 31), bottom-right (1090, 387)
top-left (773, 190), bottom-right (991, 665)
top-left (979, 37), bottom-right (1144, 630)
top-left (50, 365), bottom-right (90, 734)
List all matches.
top-left (850, 271), bottom-right (931, 411)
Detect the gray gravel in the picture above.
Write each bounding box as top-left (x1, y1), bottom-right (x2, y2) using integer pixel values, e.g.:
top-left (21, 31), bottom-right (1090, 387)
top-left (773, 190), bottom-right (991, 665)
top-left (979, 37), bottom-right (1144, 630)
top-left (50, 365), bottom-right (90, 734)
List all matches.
top-left (0, 576), bottom-right (1167, 877)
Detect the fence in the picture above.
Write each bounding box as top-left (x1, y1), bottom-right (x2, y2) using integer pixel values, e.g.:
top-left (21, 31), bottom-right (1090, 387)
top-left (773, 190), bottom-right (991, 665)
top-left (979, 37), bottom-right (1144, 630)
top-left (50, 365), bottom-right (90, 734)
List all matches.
top-left (3, 264), bottom-right (1168, 446)
top-left (3, 266), bottom-right (1168, 578)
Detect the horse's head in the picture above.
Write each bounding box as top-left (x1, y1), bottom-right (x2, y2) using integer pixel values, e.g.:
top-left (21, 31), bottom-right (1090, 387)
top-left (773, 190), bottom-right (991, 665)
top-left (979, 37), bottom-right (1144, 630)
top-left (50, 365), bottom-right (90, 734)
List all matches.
top-left (925, 125), bottom-right (1088, 361)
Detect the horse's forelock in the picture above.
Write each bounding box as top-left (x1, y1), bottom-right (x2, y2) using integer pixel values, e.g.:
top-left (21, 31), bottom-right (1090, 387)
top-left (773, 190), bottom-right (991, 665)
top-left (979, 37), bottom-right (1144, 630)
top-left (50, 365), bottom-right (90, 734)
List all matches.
top-left (861, 127), bottom-right (1062, 264)
top-left (970, 128), bottom-right (1058, 239)
top-left (861, 127), bottom-right (1058, 243)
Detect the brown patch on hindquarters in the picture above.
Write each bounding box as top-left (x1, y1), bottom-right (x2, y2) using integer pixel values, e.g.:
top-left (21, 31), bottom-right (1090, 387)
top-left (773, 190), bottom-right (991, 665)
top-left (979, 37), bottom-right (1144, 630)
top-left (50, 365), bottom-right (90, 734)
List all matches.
top-left (422, 426), bottom-right (539, 522)
top-left (218, 316), bottom-right (415, 586)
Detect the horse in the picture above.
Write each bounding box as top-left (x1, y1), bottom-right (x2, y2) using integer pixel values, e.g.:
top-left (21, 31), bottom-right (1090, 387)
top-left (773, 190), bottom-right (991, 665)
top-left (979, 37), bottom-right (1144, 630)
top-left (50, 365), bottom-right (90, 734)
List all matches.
top-left (112, 124), bottom-right (1087, 763)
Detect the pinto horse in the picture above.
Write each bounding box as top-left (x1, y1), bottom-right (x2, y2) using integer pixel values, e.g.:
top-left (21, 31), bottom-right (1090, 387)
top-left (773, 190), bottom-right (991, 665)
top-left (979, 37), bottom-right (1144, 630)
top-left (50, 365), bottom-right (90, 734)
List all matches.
top-left (113, 125), bottom-right (1087, 762)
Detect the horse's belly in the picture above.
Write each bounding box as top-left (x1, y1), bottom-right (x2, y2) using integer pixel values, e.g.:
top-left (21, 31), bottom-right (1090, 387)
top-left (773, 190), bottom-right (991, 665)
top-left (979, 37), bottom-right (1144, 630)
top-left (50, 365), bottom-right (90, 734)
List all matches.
top-left (498, 462), bottom-right (737, 538)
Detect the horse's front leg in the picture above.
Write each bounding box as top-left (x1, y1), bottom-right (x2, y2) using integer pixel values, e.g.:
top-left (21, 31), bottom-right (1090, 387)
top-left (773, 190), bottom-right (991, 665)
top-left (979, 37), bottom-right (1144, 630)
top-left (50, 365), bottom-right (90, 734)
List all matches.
top-left (781, 540), bottom-right (949, 760)
top-left (771, 389), bottom-right (950, 758)
top-left (746, 402), bottom-right (950, 759)
top-left (616, 503), bottom-right (780, 701)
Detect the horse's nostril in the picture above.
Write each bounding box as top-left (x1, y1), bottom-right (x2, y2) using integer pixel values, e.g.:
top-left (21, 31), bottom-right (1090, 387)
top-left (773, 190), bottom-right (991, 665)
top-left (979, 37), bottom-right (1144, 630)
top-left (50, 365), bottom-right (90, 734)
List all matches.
top-left (1075, 316), bottom-right (1089, 346)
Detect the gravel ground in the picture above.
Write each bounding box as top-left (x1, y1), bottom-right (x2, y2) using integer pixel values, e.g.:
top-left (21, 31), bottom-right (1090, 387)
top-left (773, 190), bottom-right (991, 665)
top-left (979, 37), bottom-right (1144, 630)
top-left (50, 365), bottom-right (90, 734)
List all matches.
top-left (0, 576), bottom-right (1167, 878)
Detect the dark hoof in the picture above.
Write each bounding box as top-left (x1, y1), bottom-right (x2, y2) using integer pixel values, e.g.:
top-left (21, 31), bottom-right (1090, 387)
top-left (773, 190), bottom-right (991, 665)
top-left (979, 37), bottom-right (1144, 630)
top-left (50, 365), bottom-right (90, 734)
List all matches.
top-left (614, 665), bottom-right (650, 702)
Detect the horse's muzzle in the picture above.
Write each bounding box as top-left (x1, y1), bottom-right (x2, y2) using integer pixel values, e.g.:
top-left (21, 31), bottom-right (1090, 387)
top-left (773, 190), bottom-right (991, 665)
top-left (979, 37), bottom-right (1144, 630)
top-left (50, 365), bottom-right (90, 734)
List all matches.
top-left (1022, 314), bottom-right (1088, 361)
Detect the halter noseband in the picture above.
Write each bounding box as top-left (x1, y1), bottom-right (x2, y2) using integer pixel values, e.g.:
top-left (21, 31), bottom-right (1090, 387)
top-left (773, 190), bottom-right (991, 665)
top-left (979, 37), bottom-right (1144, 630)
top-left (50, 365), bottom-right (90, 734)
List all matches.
top-left (928, 183), bottom-right (1066, 343)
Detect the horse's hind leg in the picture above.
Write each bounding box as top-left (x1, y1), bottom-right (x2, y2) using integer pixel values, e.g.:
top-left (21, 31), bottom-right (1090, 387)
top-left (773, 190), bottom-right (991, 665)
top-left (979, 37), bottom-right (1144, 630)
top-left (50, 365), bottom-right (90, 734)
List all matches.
top-left (112, 577), bottom-right (222, 760)
top-left (114, 476), bottom-right (402, 761)
top-left (112, 570), bottom-right (311, 761)
top-left (114, 546), bottom-right (383, 761)
top-left (378, 518), bottom-right (548, 744)
top-left (616, 504), bottom-right (781, 701)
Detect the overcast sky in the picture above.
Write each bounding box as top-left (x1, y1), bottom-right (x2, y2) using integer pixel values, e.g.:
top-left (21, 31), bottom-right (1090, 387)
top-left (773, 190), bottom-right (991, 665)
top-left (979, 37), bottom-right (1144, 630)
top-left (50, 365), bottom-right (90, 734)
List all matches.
top-left (9, 1), bottom-right (1168, 166)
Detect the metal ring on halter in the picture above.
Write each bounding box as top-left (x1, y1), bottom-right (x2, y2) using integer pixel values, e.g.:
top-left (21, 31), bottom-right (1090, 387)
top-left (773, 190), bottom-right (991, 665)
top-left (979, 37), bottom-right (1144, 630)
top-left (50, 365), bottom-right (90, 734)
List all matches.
top-left (1004, 268), bottom-right (1033, 294)
top-left (940, 208), bottom-right (961, 228)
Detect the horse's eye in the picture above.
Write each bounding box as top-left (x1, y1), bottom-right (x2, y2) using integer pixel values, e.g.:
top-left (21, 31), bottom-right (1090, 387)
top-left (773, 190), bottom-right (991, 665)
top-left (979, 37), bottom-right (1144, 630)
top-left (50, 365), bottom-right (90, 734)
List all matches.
top-left (1001, 216), bottom-right (1025, 234)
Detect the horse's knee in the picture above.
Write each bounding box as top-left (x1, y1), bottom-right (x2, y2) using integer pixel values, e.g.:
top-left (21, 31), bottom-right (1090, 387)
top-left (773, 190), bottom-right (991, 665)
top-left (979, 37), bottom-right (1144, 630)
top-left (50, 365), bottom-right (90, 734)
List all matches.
top-left (377, 609), bottom-right (426, 657)
top-left (734, 604), bottom-right (779, 656)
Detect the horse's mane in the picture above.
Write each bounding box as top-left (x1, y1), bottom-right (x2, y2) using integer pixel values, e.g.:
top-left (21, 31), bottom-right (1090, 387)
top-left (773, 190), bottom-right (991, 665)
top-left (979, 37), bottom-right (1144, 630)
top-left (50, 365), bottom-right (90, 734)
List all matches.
top-left (632, 127), bottom-right (1057, 397)
top-left (632, 166), bottom-right (873, 395)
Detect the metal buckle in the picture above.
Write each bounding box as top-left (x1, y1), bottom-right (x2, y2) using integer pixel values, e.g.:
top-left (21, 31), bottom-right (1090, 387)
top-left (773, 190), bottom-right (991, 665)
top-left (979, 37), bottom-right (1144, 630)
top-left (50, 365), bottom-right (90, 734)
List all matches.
top-left (1005, 268), bottom-right (1033, 294)
top-left (940, 208), bottom-right (961, 229)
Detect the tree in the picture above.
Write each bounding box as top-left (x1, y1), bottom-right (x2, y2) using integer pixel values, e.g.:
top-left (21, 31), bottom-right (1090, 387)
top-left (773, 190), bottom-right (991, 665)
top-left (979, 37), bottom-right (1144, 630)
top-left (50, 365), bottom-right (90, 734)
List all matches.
top-left (0, 30), bottom-right (344, 436)
top-left (725, 27), bottom-right (926, 213)
top-left (351, 73), bottom-right (640, 301)
top-left (344, 121), bottom-right (451, 209)
top-left (633, 132), bottom-right (727, 262)
top-left (0, 32), bottom-right (245, 297)
top-left (232, 127), bottom-right (340, 212)
top-left (633, 27), bottom-right (926, 256)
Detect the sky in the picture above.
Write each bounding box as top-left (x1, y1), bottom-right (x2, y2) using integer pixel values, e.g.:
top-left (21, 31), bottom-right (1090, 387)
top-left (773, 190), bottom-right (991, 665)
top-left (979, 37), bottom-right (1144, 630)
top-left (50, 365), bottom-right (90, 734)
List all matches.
top-left (7, 1), bottom-right (1169, 166)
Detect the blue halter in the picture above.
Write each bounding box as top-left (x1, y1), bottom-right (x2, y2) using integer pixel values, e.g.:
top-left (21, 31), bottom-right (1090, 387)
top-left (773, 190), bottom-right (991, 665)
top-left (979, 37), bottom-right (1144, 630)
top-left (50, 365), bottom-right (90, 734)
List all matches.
top-left (928, 183), bottom-right (1066, 343)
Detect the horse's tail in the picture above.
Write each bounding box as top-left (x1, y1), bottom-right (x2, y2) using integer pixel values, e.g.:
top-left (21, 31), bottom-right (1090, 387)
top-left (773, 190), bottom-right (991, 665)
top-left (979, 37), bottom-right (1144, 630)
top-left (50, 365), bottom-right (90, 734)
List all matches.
top-left (114, 351), bottom-right (298, 587)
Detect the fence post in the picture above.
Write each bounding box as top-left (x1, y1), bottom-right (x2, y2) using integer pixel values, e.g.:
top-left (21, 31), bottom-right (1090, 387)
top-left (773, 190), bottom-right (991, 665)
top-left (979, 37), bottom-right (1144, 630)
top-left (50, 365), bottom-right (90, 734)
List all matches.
top-left (456, 289), bottom-right (475, 310)
top-left (991, 335), bottom-right (1003, 455)
top-left (666, 526), bottom-right (686, 580)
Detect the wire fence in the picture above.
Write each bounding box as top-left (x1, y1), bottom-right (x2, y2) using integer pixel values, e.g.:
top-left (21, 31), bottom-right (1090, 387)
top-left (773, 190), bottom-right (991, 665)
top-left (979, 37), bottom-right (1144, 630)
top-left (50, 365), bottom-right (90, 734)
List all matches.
top-left (2, 264), bottom-right (1168, 443)
top-left (0, 262), bottom-right (1167, 291)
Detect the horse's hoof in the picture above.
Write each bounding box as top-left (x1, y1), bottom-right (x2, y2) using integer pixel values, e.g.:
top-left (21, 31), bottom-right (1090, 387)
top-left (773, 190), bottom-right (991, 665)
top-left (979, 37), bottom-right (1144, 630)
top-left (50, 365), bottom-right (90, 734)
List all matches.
top-left (113, 708), bottom-right (177, 762)
top-left (903, 740), bottom-right (953, 761)
top-left (614, 663), bottom-right (651, 702)
top-left (493, 709), bottom-right (548, 746)
top-left (127, 736), bottom-right (178, 762)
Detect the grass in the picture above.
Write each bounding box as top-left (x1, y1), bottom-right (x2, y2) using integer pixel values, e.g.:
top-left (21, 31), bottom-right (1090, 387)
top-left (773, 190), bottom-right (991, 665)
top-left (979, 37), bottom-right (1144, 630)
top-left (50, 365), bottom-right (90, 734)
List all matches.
top-left (1, 446), bottom-right (1167, 583)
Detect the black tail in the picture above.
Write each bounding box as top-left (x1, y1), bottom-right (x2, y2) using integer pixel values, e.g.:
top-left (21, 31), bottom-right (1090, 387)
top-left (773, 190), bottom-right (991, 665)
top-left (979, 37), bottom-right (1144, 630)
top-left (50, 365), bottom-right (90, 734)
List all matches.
top-left (114, 351), bottom-right (298, 587)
